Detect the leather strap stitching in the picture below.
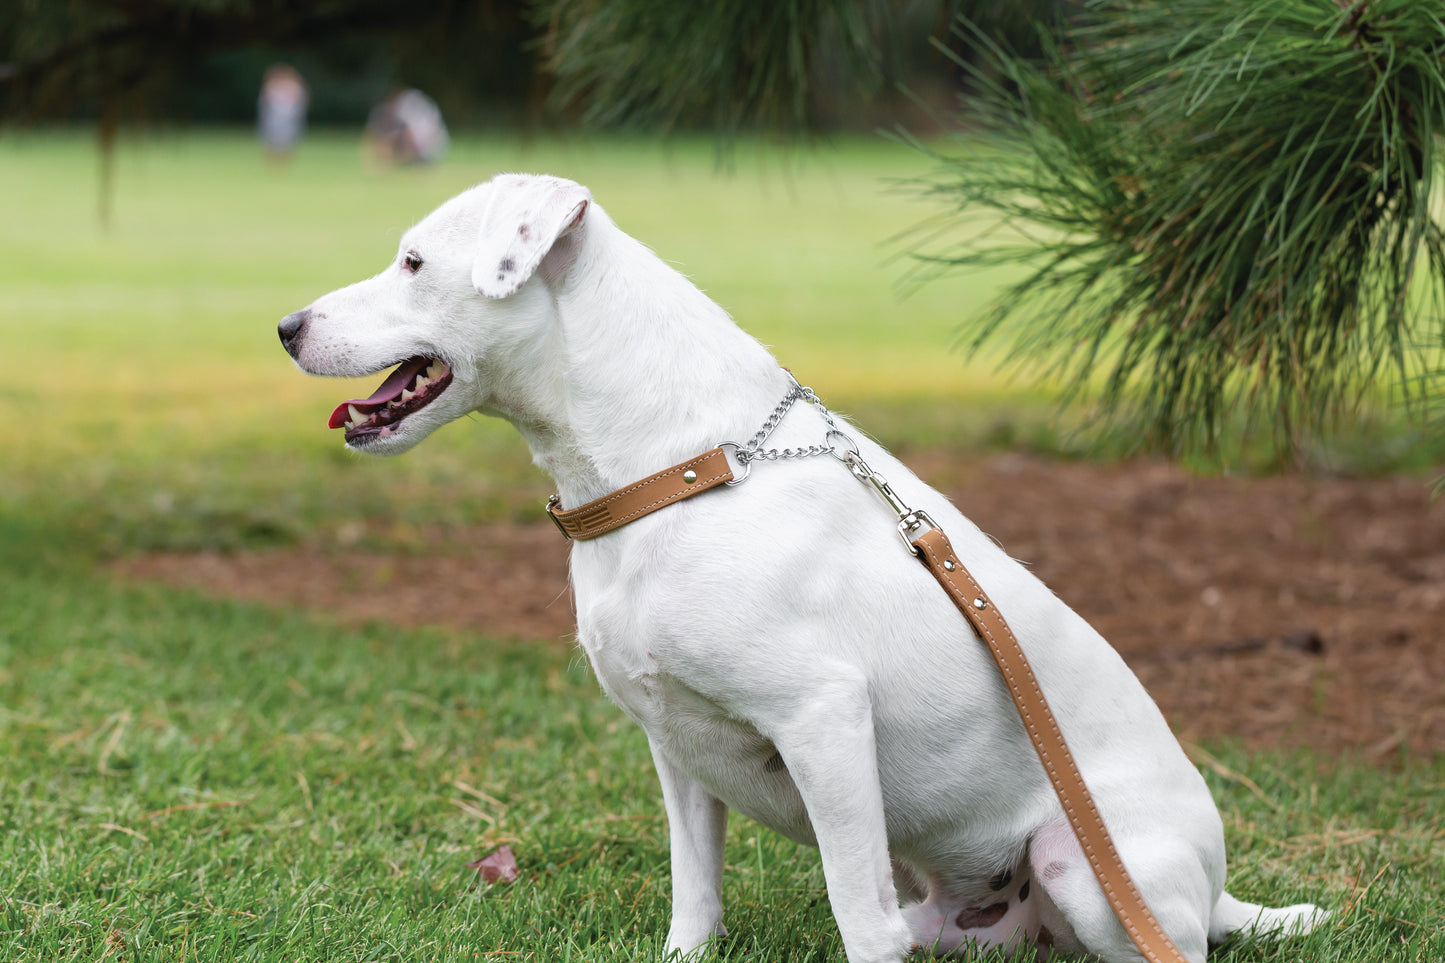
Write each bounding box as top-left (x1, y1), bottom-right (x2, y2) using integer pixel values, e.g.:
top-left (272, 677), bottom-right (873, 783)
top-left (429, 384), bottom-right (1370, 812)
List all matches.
top-left (548, 448), bottom-right (733, 540)
top-left (912, 529), bottom-right (1186, 963)
top-left (591, 462), bottom-right (731, 532)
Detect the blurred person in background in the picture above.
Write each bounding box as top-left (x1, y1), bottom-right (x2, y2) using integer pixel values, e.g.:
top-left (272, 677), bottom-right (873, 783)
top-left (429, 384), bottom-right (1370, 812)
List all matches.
top-left (364, 89), bottom-right (450, 166)
top-left (257, 64), bottom-right (309, 163)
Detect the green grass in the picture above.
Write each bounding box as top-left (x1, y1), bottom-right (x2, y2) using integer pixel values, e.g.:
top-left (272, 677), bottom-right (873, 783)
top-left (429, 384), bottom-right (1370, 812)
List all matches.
top-left (1, 563), bottom-right (1441, 962)
top-left (1, 130), bottom-right (1442, 961)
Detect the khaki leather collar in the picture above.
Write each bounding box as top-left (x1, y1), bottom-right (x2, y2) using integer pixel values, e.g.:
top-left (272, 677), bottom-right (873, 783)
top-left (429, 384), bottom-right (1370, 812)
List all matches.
top-left (545, 447), bottom-right (733, 540)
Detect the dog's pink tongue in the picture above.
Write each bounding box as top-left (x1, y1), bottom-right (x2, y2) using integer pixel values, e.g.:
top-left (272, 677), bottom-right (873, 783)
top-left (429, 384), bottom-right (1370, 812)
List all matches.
top-left (327, 356), bottom-right (431, 429)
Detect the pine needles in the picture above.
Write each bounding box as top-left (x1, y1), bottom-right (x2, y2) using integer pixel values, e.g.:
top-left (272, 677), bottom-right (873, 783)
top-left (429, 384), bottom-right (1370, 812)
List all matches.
top-left (535, 0), bottom-right (899, 136)
top-left (918, 0), bottom-right (1445, 455)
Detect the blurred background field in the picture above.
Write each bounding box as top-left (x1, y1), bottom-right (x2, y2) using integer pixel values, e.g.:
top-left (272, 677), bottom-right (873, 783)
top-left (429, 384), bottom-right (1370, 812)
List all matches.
top-left (4, 130), bottom-right (1440, 564)
top-left (0, 129), bottom-right (1055, 559)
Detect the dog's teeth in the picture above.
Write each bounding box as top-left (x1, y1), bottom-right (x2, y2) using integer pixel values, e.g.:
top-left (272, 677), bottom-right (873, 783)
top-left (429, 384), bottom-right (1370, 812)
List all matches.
top-left (414, 375), bottom-right (430, 391)
top-left (426, 361), bottom-right (445, 379)
top-left (348, 404), bottom-right (365, 426)
top-left (400, 388), bottom-right (415, 402)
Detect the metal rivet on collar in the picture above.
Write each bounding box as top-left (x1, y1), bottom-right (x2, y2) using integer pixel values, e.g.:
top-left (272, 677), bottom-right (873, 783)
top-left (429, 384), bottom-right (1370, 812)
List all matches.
top-left (943, 559), bottom-right (957, 572)
top-left (683, 470), bottom-right (698, 484)
top-left (973, 597), bottom-right (988, 610)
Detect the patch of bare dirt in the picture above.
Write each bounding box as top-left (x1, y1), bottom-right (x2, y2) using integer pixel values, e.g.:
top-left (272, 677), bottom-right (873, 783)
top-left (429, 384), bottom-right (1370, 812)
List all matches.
top-left (114, 453), bottom-right (1445, 760)
top-left (119, 523), bottom-right (576, 644)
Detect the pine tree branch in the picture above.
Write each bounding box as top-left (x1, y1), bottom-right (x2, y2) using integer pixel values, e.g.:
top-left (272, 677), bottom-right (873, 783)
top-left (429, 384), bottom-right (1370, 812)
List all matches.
top-left (532, 0), bottom-right (941, 136)
top-left (912, 0), bottom-right (1445, 456)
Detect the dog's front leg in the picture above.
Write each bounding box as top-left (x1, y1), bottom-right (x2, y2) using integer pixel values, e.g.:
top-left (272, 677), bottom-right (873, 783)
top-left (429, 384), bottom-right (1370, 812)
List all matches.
top-left (649, 741), bottom-right (728, 959)
top-left (773, 672), bottom-right (914, 963)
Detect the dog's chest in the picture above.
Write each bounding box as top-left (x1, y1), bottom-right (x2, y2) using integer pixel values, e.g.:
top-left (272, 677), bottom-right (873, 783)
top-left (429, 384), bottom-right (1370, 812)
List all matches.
top-left (579, 632), bottom-right (816, 845)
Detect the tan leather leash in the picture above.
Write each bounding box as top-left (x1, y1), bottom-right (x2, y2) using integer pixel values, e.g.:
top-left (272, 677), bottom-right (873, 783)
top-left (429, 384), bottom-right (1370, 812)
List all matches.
top-left (908, 522), bottom-right (1190, 963)
top-left (544, 383), bottom-right (1190, 963)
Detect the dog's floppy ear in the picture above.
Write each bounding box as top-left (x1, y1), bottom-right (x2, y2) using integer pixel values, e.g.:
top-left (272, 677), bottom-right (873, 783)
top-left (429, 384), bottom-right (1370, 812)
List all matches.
top-left (473, 174), bottom-right (592, 299)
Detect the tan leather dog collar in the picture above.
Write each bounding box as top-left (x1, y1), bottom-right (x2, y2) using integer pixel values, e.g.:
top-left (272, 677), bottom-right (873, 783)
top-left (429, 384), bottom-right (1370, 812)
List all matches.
top-left (545, 447), bottom-right (734, 540)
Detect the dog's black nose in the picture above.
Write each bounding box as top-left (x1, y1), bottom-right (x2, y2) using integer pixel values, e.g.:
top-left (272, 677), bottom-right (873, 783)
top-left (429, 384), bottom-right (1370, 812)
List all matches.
top-left (278, 308), bottom-right (309, 359)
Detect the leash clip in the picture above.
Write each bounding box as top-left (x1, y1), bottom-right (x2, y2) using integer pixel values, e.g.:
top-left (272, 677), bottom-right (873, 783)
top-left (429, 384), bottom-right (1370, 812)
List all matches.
top-left (839, 449), bottom-right (932, 556)
top-left (896, 509), bottom-right (938, 557)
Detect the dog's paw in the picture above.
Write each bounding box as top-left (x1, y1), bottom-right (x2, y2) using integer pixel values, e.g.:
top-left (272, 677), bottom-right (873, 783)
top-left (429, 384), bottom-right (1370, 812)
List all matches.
top-left (664, 919), bottom-right (727, 960)
top-left (842, 916), bottom-right (917, 963)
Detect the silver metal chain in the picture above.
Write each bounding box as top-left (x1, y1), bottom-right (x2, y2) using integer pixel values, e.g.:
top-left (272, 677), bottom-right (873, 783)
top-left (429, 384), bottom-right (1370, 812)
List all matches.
top-left (734, 375), bottom-right (846, 465)
top-left (719, 370), bottom-right (934, 553)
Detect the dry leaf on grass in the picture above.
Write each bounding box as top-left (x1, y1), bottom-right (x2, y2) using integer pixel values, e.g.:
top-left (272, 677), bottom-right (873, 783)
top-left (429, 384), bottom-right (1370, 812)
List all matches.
top-left (468, 844), bottom-right (520, 883)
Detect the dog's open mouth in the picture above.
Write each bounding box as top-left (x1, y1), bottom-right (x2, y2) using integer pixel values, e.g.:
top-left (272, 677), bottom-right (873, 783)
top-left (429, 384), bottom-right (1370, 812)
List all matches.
top-left (327, 356), bottom-right (454, 443)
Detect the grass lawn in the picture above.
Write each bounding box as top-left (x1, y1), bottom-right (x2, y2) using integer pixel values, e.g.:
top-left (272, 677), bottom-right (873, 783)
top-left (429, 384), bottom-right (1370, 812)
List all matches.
top-left (1, 130), bottom-right (1441, 961)
top-left (2, 561), bottom-right (1441, 962)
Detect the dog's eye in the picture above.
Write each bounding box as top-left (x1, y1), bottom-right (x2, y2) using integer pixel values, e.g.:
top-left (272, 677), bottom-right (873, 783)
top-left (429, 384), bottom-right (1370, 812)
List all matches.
top-left (403, 251), bottom-right (424, 274)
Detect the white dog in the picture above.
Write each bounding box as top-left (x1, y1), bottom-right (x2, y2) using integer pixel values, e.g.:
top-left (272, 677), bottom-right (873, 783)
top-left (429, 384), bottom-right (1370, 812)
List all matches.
top-left (278, 173), bottom-right (1326, 962)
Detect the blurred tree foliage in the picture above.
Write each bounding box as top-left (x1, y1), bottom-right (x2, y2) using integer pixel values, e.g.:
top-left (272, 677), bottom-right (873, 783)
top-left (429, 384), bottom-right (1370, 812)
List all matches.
top-left (0, 0), bottom-right (539, 128)
top-left (914, 1), bottom-right (1445, 454)
top-left (531, 0), bottom-right (1060, 134)
top-left (0, 0), bottom-right (981, 131)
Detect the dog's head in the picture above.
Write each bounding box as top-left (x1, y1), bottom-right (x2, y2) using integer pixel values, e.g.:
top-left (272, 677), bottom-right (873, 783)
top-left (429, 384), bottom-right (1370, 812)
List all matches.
top-left (278, 173), bottom-right (592, 455)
